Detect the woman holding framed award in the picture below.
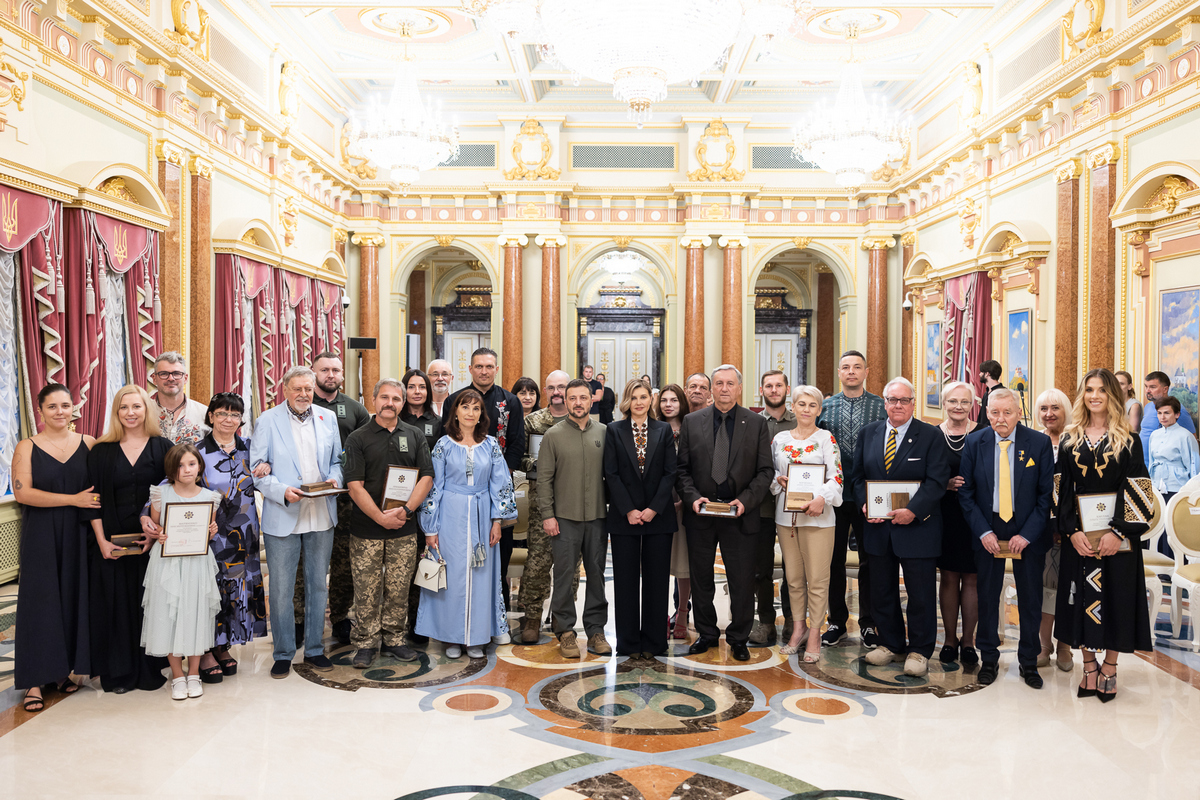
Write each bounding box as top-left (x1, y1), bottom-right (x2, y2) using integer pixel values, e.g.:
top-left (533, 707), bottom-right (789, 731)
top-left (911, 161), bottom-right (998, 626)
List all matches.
top-left (142, 443), bottom-right (222, 701)
top-left (84, 385), bottom-right (174, 694)
top-left (1055, 369), bottom-right (1153, 702)
top-left (769, 385), bottom-right (844, 661)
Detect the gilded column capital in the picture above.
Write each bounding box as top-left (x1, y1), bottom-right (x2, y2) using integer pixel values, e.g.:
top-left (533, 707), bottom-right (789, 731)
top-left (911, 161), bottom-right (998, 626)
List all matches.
top-left (1087, 143), bottom-right (1120, 168)
top-left (1055, 158), bottom-right (1083, 183)
top-left (900, 231), bottom-right (917, 248)
top-left (497, 234), bottom-right (528, 248)
top-left (717, 235), bottom-right (749, 249)
top-left (332, 228), bottom-right (348, 244)
top-left (534, 234), bottom-right (567, 248)
top-left (155, 139), bottom-right (185, 165)
top-left (187, 155), bottom-right (213, 178)
top-left (351, 233), bottom-right (385, 248)
top-left (860, 237), bottom-right (896, 251)
top-left (679, 235), bottom-right (712, 250)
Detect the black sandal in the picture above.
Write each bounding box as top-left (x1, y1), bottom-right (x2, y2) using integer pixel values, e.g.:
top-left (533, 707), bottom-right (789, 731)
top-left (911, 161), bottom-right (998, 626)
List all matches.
top-left (216, 655), bottom-right (238, 676)
top-left (56, 679), bottom-right (81, 695)
top-left (23, 690), bottom-right (45, 712)
top-left (199, 664), bottom-right (225, 684)
top-left (1078, 661), bottom-right (1099, 698)
top-left (1097, 659), bottom-right (1118, 703)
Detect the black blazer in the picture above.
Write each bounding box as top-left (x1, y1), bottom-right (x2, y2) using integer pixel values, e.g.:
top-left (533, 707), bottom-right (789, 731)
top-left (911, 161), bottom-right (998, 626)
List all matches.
top-left (604, 418), bottom-right (678, 536)
top-left (675, 405), bottom-right (774, 535)
top-left (959, 423), bottom-right (1055, 550)
top-left (852, 418), bottom-right (950, 558)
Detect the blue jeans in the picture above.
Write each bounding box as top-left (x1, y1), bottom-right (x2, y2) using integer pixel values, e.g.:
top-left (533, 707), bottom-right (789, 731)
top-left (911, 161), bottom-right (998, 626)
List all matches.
top-left (265, 529), bottom-right (334, 661)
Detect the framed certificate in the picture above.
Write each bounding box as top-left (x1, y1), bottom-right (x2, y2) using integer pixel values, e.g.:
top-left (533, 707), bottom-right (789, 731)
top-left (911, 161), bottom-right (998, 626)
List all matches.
top-left (111, 532), bottom-right (144, 557)
top-left (529, 434), bottom-right (544, 462)
top-left (1076, 492), bottom-right (1117, 534)
top-left (785, 463), bottom-right (827, 511)
top-left (995, 540), bottom-right (1022, 560)
top-left (866, 481), bottom-right (922, 519)
top-left (383, 465), bottom-right (419, 510)
top-left (160, 502), bottom-right (214, 558)
top-left (699, 501), bottom-right (738, 518)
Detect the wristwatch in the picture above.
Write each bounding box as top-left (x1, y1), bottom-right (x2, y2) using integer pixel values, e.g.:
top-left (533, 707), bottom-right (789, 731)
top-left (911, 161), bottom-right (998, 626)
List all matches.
top-left (403, 505), bottom-right (415, 517)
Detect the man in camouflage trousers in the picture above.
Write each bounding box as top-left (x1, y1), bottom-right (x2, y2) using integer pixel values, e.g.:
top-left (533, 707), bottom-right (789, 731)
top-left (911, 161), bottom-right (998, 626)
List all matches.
top-left (517, 370), bottom-right (572, 643)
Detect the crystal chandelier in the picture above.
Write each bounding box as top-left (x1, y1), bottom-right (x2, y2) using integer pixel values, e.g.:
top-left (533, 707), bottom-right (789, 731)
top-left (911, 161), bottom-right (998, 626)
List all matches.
top-left (347, 17), bottom-right (459, 191)
top-left (463, 0), bottom-right (810, 127)
top-left (594, 250), bottom-right (646, 285)
top-left (791, 26), bottom-right (908, 188)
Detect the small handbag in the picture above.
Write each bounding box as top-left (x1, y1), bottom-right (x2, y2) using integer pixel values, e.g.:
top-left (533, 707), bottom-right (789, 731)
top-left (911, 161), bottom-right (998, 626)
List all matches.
top-left (414, 544), bottom-right (447, 592)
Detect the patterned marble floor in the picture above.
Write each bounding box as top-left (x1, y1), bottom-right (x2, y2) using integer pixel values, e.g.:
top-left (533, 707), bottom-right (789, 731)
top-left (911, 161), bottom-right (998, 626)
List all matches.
top-left (1, 563), bottom-right (1199, 800)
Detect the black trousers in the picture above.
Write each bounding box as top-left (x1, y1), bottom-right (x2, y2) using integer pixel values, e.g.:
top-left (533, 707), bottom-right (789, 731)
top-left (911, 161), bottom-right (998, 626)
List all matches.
top-left (869, 537), bottom-right (937, 658)
top-left (754, 521), bottom-right (791, 623)
top-left (687, 521), bottom-right (756, 645)
top-left (828, 502), bottom-right (873, 629)
top-left (975, 515), bottom-right (1044, 667)
top-left (611, 533), bottom-right (673, 656)
top-left (499, 525), bottom-right (514, 611)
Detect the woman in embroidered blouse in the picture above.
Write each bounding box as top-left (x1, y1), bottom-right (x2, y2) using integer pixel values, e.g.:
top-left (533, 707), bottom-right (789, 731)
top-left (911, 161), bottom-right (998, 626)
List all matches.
top-left (769, 385), bottom-right (843, 661)
top-left (417, 389), bottom-right (517, 660)
top-left (654, 384), bottom-right (692, 640)
top-left (1148, 395), bottom-right (1200, 499)
top-left (1056, 368), bottom-right (1153, 702)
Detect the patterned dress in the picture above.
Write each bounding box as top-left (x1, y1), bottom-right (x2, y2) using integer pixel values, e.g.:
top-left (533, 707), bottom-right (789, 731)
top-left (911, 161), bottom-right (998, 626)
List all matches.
top-left (196, 434), bottom-right (267, 647)
top-left (417, 435), bottom-right (518, 646)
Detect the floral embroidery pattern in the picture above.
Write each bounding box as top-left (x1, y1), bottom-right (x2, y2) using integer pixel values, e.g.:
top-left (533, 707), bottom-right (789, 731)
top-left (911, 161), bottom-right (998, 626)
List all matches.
top-left (495, 401), bottom-right (510, 452)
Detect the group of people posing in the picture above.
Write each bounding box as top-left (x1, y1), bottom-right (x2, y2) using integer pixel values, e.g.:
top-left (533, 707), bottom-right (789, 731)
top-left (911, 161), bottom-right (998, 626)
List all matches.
top-left (15, 343), bottom-right (1193, 710)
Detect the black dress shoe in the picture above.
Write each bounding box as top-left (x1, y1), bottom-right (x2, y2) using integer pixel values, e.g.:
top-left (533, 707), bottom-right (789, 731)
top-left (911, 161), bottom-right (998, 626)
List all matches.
top-left (1018, 665), bottom-right (1043, 689)
top-left (960, 646), bottom-right (979, 666)
top-left (409, 633), bottom-right (429, 647)
top-left (730, 643), bottom-right (751, 661)
top-left (687, 637), bottom-right (718, 655)
top-left (332, 619), bottom-right (353, 646)
top-left (978, 661), bottom-right (1000, 685)
top-left (382, 644), bottom-right (418, 662)
top-left (270, 660), bottom-right (291, 679)
top-left (303, 654), bottom-right (334, 672)
top-left (938, 644), bottom-right (959, 664)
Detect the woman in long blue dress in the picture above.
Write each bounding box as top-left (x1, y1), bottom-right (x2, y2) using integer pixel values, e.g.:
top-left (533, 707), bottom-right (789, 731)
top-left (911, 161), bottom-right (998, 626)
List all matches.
top-left (417, 389), bottom-right (517, 659)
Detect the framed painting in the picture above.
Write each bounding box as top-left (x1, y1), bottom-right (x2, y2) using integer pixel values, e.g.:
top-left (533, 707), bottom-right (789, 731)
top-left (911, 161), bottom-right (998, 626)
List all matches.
top-left (925, 321), bottom-right (942, 408)
top-left (1007, 310), bottom-right (1032, 419)
top-left (1161, 288), bottom-right (1200, 430)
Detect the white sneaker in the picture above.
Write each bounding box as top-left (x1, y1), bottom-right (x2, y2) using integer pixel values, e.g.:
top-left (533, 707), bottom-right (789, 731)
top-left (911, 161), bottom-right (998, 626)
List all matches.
top-left (171, 677), bottom-right (187, 701)
top-left (864, 646), bottom-right (904, 666)
top-left (445, 644), bottom-right (462, 659)
top-left (904, 653), bottom-right (929, 677)
top-left (491, 632), bottom-right (511, 645)
top-left (186, 677), bottom-right (203, 698)
top-left (466, 646), bottom-right (485, 659)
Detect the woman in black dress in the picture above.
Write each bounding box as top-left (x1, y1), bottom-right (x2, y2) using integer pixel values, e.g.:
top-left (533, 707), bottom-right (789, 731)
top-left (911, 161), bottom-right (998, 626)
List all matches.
top-left (938, 381), bottom-right (985, 666)
top-left (402, 368), bottom-right (444, 452)
top-left (604, 379), bottom-right (678, 657)
top-left (1056, 368), bottom-right (1153, 702)
top-left (13, 384), bottom-right (99, 711)
top-left (84, 384), bottom-right (174, 693)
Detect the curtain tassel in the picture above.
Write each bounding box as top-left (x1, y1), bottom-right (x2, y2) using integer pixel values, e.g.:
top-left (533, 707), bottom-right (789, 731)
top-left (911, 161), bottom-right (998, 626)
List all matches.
top-left (142, 265), bottom-right (152, 309)
top-left (85, 271), bottom-right (95, 315)
top-left (153, 283), bottom-right (161, 322)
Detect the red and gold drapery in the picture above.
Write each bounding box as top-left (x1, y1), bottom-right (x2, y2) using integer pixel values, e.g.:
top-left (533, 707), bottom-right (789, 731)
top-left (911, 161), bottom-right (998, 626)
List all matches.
top-left (941, 271), bottom-right (993, 421)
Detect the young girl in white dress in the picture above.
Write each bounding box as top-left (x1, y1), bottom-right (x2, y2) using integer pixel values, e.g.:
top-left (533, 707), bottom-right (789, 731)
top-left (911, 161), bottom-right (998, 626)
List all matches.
top-left (141, 443), bottom-right (221, 701)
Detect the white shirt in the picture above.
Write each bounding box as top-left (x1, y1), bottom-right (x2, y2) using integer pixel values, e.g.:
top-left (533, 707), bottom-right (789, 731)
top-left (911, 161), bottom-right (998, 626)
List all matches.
top-left (289, 412), bottom-right (333, 534)
top-left (883, 417), bottom-right (913, 461)
top-left (431, 398), bottom-right (446, 418)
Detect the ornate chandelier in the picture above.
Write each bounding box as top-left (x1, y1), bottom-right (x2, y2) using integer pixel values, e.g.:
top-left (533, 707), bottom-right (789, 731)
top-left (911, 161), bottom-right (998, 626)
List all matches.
top-left (464, 0), bottom-right (812, 127)
top-left (791, 25), bottom-right (908, 188)
top-left (347, 18), bottom-right (459, 191)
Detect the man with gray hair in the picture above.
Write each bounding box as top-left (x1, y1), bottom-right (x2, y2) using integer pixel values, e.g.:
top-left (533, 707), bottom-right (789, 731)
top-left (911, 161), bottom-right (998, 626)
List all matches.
top-left (427, 359), bottom-right (454, 417)
top-left (675, 364), bottom-right (774, 661)
top-left (251, 366), bottom-right (345, 679)
top-left (150, 351), bottom-right (209, 444)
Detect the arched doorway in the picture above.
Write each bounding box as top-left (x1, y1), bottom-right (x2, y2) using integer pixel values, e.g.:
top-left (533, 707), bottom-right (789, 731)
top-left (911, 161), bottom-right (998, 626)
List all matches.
top-left (751, 250), bottom-right (820, 404)
top-left (417, 249), bottom-right (493, 392)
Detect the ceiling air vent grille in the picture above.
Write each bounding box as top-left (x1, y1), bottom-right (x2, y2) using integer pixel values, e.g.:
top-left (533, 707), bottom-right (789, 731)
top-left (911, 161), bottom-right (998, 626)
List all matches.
top-left (751, 145), bottom-right (815, 170)
top-left (210, 27), bottom-right (267, 100)
top-left (441, 143), bottom-right (497, 168)
top-left (570, 144), bottom-right (676, 170)
top-left (996, 26), bottom-right (1060, 100)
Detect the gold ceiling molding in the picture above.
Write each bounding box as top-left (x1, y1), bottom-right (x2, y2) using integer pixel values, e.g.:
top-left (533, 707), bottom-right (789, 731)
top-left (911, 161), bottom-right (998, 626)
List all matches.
top-left (504, 119), bottom-right (560, 181)
top-left (1088, 143), bottom-right (1121, 168)
top-left (98, 177), bottom-right (140, 205)
top-left (1055, 158), bottom-right (1082, 183)
top-left (165, 0), bottom-right (211, 62)
top-left (1146, 175), bottom-right (1196, 214)
top-left (434, 234), bottom-right (456, 247)
top-left (688, 119), bottom-right (745, 182)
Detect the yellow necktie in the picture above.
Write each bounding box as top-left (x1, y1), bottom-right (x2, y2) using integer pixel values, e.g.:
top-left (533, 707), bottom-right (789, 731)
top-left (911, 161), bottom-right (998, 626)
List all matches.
top-left (884, 428), bottom-right (897, 472)
top-left (998, 439), bottom-right (1013, 522)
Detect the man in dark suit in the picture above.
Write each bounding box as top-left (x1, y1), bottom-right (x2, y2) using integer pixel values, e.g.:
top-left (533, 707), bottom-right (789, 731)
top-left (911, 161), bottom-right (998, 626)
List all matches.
top-left (676, 365), bottom-right (775, 661)
top-left (853, 377), bottom-right (950, 677)
top-left (958, 388), bottom-right (1055, 688)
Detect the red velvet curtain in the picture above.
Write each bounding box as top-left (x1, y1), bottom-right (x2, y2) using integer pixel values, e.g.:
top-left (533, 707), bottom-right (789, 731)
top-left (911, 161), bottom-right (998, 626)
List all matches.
top-left (241, 259), bottom-right (277, 412)
top-left (213, 254), bottom-right (245, 399)
top-left (61, 210), bottom-right (107, 437)
top-left (283, 272), bottom-right (312, 368)
top-left (316, 280), bottom-right (344, 360)
top-left (942, 272), bottom-right (993, 421)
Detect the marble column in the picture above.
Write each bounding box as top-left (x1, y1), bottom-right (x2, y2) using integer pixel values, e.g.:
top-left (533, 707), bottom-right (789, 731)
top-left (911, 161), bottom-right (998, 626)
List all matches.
top-left (815, 270), bottom-right (836, 397)
top-left (900, 233), bottom-right (915, 384)
top-left (501, 236), bottom-right (526, 388)
top-left (352, 233), bottom-right (384, 411)
top-left (155, 141), bottom-right (184, 355)
top-left (1054, 159), bottom-right (1082, 399)
top-left (862, 237), bottom-right (895, 396)
top-left (188, 156), bottom-right (213, 404)
top-left (1088, 145), bottom-right (1120, 371)
top-left (537, 235), bottom-right (564, 381)
top-left (719, 236), bottom-right (745, 373)
top-left (408, 268), bottom-right (426, 371)
top-left (682, 237), bottom-right (709, 381)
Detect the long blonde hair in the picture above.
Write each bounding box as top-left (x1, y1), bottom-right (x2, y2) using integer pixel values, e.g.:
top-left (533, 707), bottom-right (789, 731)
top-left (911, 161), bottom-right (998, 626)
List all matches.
top-left (1061, 368), bottom-right (1134, 455)
top-left (96, 385), bottom-right (163, 443)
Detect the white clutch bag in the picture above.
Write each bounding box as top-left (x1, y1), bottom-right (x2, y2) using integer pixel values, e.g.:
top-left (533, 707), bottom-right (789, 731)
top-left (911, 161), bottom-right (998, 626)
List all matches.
top-left (415, 544), bottom-right (447, 592)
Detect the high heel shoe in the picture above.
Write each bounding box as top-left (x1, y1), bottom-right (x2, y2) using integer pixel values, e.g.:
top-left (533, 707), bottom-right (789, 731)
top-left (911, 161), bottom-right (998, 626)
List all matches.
top-left (1077, 662), bottom-right (1098, 698)
top-left (1097, 660), bottom-right (1118, 703)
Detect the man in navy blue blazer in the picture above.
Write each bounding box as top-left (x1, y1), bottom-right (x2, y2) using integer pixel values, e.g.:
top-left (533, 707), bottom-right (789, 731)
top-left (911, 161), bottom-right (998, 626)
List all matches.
top-left (852, 377), bottom-right (951, 677)
top-left (958, 388), bottom-right (1055, 689)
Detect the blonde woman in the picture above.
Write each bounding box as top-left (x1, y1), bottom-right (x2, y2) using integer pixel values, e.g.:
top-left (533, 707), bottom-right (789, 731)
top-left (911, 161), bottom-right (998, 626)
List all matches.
top-left (1055, 369), bottom-right (1153, 702)
top-left (769, 385), bottom-right (843, 661)
top-left (84, 385), bottom-right (175, 693)
top-left (1035, 387), bottom-right (1073, 672)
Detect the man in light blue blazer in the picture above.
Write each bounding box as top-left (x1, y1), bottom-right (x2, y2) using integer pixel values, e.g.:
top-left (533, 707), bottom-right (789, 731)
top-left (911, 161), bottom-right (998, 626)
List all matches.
top-left (250, 366), bottom-right (345, 679)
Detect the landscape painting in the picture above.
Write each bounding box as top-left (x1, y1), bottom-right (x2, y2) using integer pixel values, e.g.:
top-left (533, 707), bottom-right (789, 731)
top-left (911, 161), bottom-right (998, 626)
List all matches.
top-left (1007, 310), bottom-right (1031, 419)
top-left (1161, 288), bottom-right (1200, 430)
top-left (925, 321), bottom-right (942, 408)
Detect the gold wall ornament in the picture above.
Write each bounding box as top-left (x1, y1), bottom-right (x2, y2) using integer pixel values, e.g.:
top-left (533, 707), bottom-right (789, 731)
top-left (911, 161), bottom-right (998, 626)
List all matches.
top-left (1061, 0), bottom-right (1111, 63)
top-left (0, 36), bottom-right (30, 129)
top-left (901, 232), bottom-right (917, 248)
top-left (987, 267), bottom-right (1002, 301)
top-left (933, 281), bottom-right (945, 310)
top-left (504, 119), bottom-right (560, 181)
top-left (155, 139), bottom-right (185, 165)
top-left (339, 123), bottom-right (378, 180)
top-left (1055, 158), bottom-right (1082, 183)
top-left (1128, 231), bottom-right (1146, 246)
top-left (280, 196), bottom-right (298, 248)
top-left (112, 225), bottom-right (128, 265)
top-left (871, 133), bottom-right (911, 182)
top-left (519, 202), bottom-right (545, 219)
top-left (1147, 176), bottom-right (1196, 214)
top-left (687, 119), bottom-right (745, 182)
top-left (187, 155), bottom-right (212, 178)
top-left (958, 197), bottom-right (980, 250)
top-left (434, 315), bottom-right (444, 336)
top-left (333, 228), bottom-right (348, 244)
top-left (434, 235), bottom-right (456, 247)
top-left (1133, 259), bottom-right (1148, 277)
top-left (1087, 143), bottom-right (1120, 169)
top-left (351, 233), bottom-right (386, 248)
top-left (860, 237), bottom-right (895, 251)
top-left (703, 203), bottom-right (728, 220)
top-left (792, 236), bottom-right (813, 249)
top-left (278, 61), bottom-right (302, 135)
top-left (958, 62), bottom-right (984, 130)
top-left (241, 230), bottom-right (261, 245)
top-left (166, 0), bottom-right (211, 62)
top-left (612, 236), bottom-right (633, 250)
top-left (998, 233), bottom-right (1022, 256)
top-left (98, 177), bottom-right (140, 205)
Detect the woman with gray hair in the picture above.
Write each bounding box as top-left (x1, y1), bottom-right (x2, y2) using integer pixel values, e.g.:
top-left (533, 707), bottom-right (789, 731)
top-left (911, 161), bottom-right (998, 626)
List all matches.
top-left (769, 385), bottom-right (843, 661)
top-left (937, 380), bottom-right (985, 667)
top-left (1035, 386), bottom-right (1073, 671)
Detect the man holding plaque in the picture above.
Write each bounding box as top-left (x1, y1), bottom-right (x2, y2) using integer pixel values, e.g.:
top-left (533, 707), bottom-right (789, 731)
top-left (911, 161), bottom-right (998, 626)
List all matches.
top-left (958, 389), bottom-right (1055, 688)
top-left (676, 365), bottom-right (774, 661)
top-left (343, 378), bottom-right (435, 669)
top-left (853, 377), bottom-right (950, 677)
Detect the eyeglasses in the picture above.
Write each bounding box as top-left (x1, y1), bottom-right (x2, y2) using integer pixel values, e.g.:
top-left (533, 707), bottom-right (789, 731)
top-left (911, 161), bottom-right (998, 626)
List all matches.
top-left (884, 397), bottom-right (915, 406)
top-left (944, 399), bottom-right (971, 407)
top-left (155, 371), bottom-right (186, 380)
top-left (212, 411), bottom-right (243, 420)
